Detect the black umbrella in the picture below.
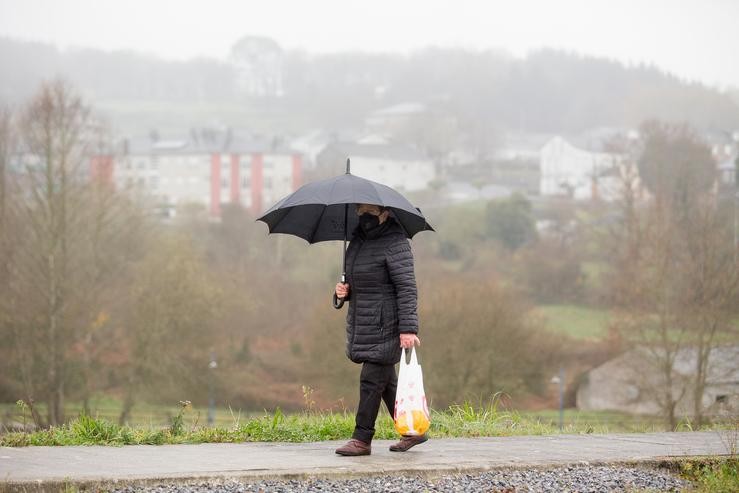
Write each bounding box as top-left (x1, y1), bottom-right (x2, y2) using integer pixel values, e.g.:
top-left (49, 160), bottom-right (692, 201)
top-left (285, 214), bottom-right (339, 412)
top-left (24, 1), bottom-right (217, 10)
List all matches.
top-left (257, 158), bottom-right (434, 308)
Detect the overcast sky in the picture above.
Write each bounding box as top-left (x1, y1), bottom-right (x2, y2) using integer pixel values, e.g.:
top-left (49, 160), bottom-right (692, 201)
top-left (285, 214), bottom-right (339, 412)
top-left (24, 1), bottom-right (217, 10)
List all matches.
top-left (1, 0), bottom-right (737, 89)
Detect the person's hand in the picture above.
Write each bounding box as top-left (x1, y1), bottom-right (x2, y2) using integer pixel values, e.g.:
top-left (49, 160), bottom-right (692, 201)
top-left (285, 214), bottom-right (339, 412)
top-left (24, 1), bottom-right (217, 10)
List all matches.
top-left (335, 282), bottom-right (350, 299)
top-left (399, 333), bottom-right (420, 349)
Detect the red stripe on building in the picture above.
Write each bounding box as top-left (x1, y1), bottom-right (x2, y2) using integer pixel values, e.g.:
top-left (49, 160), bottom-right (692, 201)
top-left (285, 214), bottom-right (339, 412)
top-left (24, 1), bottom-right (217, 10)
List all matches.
top-left (291, 154), bottom-right (302, 191)
top-left (210, 153), bottom-right (221, 217)
top-left (230, 154), bottom-right (240, 204)
top-left (90, 155), bottom-right (114, 187)
top-left (251, 153), bottom-right (263, 215)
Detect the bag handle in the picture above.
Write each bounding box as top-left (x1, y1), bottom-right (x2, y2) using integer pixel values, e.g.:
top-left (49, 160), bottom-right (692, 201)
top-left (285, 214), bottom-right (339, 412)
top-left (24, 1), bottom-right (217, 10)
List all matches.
top-left (410, 346), bottom-right (418, 366)
top-left (400, 348), bottom-right (413, 366)
top-left (400, 347), bottom-right (420, 366)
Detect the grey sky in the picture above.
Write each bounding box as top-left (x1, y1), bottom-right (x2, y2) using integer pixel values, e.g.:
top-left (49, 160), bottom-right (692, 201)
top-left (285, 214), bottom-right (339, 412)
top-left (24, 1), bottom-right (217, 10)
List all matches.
top-left (1, 0), bottom-right (737, 89)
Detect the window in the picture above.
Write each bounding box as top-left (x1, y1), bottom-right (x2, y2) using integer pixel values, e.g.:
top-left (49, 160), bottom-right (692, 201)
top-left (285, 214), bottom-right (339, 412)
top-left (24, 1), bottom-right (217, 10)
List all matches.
top-left (263, 160), bottom-right (274, 169)
top-left (150, 176), bottom-right (159, 187)
top-left (222, 178), bottom-right (228, 188)
top-left (138, 160), bottom-right (147, 170)
top-left (242, 176), bottom-right (250, 187)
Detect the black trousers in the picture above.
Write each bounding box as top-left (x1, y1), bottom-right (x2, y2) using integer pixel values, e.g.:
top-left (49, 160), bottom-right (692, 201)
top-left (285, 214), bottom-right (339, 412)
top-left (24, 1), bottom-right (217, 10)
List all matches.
top-left (352, 362), bottom-right (398, 443)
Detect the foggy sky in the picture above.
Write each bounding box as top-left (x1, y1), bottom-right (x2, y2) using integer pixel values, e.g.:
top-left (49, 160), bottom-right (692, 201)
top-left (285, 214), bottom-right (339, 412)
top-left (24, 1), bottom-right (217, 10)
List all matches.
top-left (1, 0), bottom-right (737, 90)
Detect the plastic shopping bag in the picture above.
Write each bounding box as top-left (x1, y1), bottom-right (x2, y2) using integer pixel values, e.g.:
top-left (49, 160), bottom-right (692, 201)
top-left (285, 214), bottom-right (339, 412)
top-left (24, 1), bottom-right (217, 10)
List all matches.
top-left (394, 347), bottom-right (430, 436)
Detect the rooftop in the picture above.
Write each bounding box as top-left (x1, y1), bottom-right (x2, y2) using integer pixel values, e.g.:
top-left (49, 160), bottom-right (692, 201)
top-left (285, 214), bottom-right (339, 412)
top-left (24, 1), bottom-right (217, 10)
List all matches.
top-left (321, 139), bottom-right (428, 162)
top-left (121, 129), bottom-right (296, 156)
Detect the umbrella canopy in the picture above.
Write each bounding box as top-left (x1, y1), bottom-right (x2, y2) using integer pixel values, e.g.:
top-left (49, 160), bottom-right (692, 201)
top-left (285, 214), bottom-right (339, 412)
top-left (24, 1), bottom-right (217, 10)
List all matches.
top-left (257, 170), bottom-right (434, 243)
top-left (257, 159), bottom-right (434, 309)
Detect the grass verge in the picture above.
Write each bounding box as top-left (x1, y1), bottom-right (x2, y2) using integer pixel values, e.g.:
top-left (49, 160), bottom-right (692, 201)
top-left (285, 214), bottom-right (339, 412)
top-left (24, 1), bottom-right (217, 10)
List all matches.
top-left (0, 400), bottom-right (731, 447)
top-left (678, 458), bottom-right (739, 493)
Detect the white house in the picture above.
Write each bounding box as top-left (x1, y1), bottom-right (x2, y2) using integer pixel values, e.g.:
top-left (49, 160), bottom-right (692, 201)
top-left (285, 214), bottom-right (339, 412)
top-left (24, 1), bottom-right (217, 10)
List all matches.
top-left (317, 136), bottom-right (435, 192)
top-left (540, 136), bottom-right (624, 201)
top-left (719, 157), bottom-right (737, 186)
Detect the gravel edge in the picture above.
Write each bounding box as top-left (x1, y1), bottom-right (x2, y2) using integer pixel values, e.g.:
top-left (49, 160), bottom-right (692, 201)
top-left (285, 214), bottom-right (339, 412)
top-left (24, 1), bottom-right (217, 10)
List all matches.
top-left (0, 457), bottom-right (710, 493)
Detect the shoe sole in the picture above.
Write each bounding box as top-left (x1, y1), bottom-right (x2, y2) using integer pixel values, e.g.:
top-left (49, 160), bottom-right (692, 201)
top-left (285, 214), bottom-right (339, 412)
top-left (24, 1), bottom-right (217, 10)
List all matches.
top-left (335, 451), bottom-right (371, 456)
top-left (389, 436), bottom-right (428, 452)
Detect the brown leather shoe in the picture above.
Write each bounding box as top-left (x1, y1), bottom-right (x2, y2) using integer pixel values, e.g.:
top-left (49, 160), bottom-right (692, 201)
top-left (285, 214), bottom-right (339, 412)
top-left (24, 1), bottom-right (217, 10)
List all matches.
top-left (335, 438), bottom-right (371, 456)
top-left (389, 434), bottom-right (428, 452)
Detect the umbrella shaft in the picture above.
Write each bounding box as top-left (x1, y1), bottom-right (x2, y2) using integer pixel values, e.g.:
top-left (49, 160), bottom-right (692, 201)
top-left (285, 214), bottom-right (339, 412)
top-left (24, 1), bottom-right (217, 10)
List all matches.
top-left (342, 202), bottom-right (348, 281)
top-left (341, 238), bottom-right (346, 283)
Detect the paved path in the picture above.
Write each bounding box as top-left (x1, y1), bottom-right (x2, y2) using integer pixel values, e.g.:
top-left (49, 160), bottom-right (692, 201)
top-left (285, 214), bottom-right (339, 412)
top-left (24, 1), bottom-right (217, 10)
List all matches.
top-left (0, 432), bottom-right (732, 489)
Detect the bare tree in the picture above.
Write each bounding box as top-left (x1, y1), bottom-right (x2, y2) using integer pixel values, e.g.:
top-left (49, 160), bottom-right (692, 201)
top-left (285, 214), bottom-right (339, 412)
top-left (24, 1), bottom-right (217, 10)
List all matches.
top-left (8, 80), bottom-right (94, 425)
top-left (0, 108), bottom-right (30, 415)
top-left (0, 80), bottom-right (149, 426)
top-left (607, 122), bottom-right (739, 429)
top-left (0, 108), bottom-right (10, 227)
top-left (626, 203), bottom-right (689, 430)
top-left (0, 107), bottom-right (13, 290)
top-left (3, 82), bottom-right (80, 424)
top-left (680, 199), bottom-right (739, 426)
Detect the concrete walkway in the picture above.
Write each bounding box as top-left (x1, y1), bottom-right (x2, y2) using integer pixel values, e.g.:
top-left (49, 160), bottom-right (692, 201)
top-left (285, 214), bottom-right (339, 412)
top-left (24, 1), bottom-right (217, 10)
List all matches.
top-left (0, 432), bottom-right (732, 489)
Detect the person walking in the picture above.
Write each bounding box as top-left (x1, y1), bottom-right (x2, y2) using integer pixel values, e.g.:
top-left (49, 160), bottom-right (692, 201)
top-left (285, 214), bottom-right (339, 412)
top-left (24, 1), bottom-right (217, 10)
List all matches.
top-left (333, 203), bottom-right (428, 456)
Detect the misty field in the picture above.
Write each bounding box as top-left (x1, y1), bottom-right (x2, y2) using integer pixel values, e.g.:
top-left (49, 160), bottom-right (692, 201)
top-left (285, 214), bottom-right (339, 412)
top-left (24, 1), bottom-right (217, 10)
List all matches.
top-left (534, 304), bottom-right (610, 340)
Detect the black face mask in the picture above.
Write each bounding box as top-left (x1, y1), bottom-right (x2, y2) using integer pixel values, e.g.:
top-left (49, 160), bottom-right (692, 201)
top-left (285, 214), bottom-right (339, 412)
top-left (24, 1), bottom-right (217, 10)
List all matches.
top-left (359, 212), bottom-right (381, 232)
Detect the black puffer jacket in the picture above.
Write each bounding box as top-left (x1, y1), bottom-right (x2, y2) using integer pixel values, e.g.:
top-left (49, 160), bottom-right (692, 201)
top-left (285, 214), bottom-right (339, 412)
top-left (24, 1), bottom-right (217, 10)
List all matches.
top-left (342, 218), bottom-right (418, 365)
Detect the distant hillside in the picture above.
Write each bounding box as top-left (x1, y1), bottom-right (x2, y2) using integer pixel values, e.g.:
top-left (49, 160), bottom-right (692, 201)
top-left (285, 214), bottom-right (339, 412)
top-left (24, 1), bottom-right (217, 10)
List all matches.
top-left (0, 38), bottom-right (236, 104)
top-left (1, 37), bottom-right (738, 135)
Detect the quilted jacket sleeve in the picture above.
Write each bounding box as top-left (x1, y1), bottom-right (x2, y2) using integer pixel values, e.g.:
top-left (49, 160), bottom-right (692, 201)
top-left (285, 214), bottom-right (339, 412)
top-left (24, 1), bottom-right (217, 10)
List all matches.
top-left (385, 238), bottom-right (419, 334)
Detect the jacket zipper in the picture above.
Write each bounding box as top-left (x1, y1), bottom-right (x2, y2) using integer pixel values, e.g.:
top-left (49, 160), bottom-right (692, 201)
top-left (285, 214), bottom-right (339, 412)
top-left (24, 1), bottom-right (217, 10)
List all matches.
top-left (350, 240), bottom-right (365, 351)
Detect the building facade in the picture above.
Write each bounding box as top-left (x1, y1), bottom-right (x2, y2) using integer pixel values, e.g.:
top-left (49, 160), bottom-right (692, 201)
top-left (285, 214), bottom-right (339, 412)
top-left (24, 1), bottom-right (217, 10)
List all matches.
top-left (576, 346), bottom-right (739, 417)
top-left (95, 132), bottom-right (302, 218)
top-left (317, 137), bottom-right (435, 192)
top-left (540, 136), bottom-right (624, 201)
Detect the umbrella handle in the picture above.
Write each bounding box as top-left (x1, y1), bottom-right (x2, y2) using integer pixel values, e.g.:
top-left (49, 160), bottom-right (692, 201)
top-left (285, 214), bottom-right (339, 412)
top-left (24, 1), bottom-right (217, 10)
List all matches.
top-left (332, 292), bottom-right (345, 309)
top-left (333, 271), bottom-right (347, 310)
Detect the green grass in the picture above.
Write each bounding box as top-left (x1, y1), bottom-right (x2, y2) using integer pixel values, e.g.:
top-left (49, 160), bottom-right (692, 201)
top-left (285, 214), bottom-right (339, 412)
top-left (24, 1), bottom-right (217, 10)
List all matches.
top-left (0, 402), bottom-right (540, 447)
top-left (534, 304), bottom-right (610, 339)
top-left (2, 400), bottom-right (733, 447)
top-left (678, 458), bottom-right (739, 493)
